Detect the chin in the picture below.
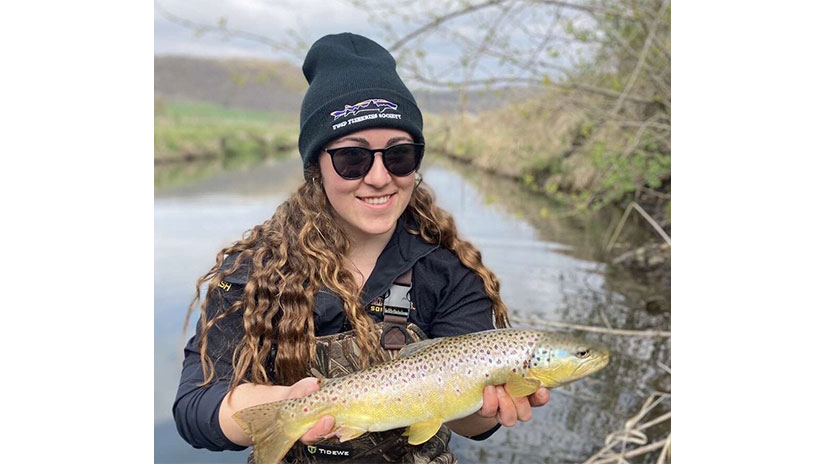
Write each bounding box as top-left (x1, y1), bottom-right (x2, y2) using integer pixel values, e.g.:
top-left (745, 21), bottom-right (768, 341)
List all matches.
top-left (357, 219), bottom-right (397, 237)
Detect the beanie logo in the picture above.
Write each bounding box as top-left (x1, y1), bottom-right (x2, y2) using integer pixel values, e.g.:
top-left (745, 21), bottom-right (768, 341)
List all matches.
top-left (330, 98), bottom-right (398, 120)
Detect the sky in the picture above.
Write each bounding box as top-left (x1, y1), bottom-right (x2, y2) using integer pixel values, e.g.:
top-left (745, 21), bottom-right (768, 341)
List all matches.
top-left (154, 0), bottom-right (372, 61)
top-left (153, 0), bottom-right (583, 88)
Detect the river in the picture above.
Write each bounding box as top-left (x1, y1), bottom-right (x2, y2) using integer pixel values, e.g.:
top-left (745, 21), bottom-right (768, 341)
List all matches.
top-left (154, 155), bottom-right (671, 463)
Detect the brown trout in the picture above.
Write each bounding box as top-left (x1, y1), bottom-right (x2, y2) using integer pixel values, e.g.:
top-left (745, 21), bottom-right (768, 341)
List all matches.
top-left (234, 328), bottom-right (610, 464)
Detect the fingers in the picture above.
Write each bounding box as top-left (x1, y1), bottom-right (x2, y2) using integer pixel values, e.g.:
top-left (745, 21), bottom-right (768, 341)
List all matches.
top-left (300, 415), bottom-right (335, 445)
top-left (477, 385), bottom-right (499, 418)
top-left (486, 385), bottom-right (551, 427)
top-left (528, 387), bottom-right (550, 407)
top-left (495, 386), bottom-right (519, 427)
top-left (287, 377), bottom-right (323, 399)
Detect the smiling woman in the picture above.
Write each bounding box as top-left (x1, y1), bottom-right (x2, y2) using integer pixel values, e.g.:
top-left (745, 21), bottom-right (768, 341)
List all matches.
top-left (173, 32), bottom-right (550, 464)
top-left (320, 129), bottom-right (419, 245)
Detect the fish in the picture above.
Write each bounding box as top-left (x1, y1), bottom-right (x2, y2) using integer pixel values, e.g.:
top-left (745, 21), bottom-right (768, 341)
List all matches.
top-left (234, 328), bottom-right (610, 464)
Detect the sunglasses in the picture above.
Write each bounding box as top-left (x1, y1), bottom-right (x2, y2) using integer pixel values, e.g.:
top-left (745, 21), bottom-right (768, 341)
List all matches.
top-left (325, 143), bottom-right (425, 180)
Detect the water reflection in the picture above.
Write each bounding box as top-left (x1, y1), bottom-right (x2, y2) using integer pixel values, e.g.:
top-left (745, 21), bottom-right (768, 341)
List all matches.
top-left (154, 156), bottom-right (670, 463)
top-left (423, 158), bottom-right (670, 464)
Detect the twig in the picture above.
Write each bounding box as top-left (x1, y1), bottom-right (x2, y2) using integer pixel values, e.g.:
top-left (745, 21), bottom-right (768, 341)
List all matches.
top-left (630, 201), bottom-right (671, 245)
top-left (606, 201), bottom-right (671, 251)
top-left (598, 305), bottom-right (613, 329)
top-left (605, 200), bottom-right (634, 251)
top-left (656, 361), bottom-right (671, 375)
top-left (587, 439), bottom-right (668, 464)
top-left (656, 433), bottom-right (671, 464)
top-left (155, 1), bottom-right (283, 50)
top-left (388, 0), bottom-right (505, 52)
top-left (638, 411), bottom-right (671, 431)
top-left (609, 0), bottom-right (670, 117)
top-left (510, 317), bottom-right (670, 337)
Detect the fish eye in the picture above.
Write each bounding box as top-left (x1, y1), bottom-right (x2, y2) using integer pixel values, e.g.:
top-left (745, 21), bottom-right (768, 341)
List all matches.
top-left (575, 348), bottom-right (590, 359)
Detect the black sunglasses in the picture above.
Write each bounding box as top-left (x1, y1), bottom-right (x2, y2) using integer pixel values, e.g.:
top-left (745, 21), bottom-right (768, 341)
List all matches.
top-left (325, 143), bottom-right (425, 180)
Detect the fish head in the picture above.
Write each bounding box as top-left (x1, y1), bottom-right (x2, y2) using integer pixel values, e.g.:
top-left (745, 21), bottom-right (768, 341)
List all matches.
top-left (527, 332), bottom-right (610, 388)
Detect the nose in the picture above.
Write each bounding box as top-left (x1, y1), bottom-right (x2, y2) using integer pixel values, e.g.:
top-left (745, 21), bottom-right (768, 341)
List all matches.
top-left (363, 152), bottom-right (392, 188)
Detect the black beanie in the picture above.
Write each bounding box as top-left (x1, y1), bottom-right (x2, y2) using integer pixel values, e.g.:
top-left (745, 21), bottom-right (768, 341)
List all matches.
top-left (298, 33), bottom-right (424, 178)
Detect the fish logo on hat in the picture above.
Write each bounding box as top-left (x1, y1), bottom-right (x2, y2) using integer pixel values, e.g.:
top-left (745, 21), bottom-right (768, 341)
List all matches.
top-left (330, 98), bottom-right (398, 120)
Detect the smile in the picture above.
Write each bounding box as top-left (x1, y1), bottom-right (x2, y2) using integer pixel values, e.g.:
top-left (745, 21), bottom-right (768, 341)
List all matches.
top-left (357, 194), bottom-right (394, 206)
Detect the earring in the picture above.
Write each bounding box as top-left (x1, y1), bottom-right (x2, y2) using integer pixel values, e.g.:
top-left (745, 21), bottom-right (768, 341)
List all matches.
top-left (414, 172), bottom-right (422, 188)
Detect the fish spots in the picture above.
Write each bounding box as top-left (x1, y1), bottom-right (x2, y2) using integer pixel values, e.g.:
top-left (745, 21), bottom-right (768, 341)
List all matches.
top-left (303, 407), bottom-right (308, 413)
top-left (331, 396), bottom-right (337, 402)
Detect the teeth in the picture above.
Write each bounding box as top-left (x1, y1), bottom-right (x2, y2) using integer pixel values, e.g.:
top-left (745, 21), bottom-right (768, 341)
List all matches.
top-left (363, 195), bottom-right (390, 205)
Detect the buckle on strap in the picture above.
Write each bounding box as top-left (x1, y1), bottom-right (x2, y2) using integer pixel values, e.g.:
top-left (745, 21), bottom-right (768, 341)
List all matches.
top-left (379, 270), bottom-right (414, 350)
top-left (381, 320), bottom-right (411, 350)
top-left (381, 286), bottom-right (412, 350)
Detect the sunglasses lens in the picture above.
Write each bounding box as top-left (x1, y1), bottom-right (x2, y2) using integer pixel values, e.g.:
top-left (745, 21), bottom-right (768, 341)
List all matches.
top-left (384, 144), bottom-right (420, 176)
top-left (331, 147), bottom-right (372, 179)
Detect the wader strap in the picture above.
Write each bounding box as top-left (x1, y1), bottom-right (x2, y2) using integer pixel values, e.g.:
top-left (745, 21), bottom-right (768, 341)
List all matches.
top-left (379, 269), bottom-right (414, 350)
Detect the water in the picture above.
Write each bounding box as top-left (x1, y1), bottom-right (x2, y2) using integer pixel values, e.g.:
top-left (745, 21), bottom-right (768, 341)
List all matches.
top-left (154, 156), bottom-right (671, 463)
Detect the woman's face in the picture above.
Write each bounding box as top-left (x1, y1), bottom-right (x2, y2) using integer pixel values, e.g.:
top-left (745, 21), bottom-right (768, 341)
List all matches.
top-left (319, 127), bottom-right (417, 243)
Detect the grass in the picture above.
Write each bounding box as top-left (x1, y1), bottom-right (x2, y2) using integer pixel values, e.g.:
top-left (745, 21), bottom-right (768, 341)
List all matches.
top-left (154, 98), bottom-right (300, 189)
top-left (154, 98), bottom-right (299, 162)
top-left (423, 90), bottom-right (670, 219)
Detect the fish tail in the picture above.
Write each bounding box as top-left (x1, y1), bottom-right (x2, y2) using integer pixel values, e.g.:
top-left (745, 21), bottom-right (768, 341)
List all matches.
top-left (233, 399), bottom-right (317, 464)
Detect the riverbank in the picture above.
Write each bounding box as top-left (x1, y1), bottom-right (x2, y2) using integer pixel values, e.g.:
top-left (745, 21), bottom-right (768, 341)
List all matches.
top-left (154, 98), bottom-right (298, 164)
top-left (154, 98), bottom-right (299, 188)
top-left (423, 93), bottom-right (670, 275)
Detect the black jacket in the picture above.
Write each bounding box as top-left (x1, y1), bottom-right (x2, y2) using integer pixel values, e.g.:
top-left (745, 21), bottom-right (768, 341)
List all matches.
top-left (173, 219), bottom-right (498, 451)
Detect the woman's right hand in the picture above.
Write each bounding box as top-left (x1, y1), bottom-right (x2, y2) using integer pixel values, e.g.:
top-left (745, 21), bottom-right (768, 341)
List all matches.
top-left (219, 377), bottom-right (336, 447)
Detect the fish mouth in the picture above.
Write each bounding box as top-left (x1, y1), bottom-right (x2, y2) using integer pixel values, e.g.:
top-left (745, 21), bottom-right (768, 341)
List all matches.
top-left (571, 352), bottom-right (610, 379)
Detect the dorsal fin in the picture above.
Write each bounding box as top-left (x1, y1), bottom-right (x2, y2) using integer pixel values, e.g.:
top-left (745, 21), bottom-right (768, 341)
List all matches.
top-left (399, 337), bottom-right (444, 358)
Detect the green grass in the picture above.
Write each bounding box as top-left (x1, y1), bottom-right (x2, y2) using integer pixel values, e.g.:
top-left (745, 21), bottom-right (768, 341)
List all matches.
top-left (154, 98), bottom-right (300, 189)
top-left (154, 99), bottom-right (299, 162)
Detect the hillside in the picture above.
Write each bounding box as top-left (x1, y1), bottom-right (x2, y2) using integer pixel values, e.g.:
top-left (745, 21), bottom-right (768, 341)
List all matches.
top-left (154, 55), bottom-right (307, 112)
top-left (154, 55), bottom-right (524, 113)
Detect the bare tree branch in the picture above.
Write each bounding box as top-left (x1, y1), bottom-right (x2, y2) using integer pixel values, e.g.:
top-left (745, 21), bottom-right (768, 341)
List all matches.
top-left (609, 0), bottom-right (670, 117)
top-left (155, 1), bottom-right (284, 50)
top-left (388, 0), bottom-right (506, 52)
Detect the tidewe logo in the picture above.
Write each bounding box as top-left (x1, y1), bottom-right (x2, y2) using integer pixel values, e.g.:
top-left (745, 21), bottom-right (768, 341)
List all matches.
top-left (305, 444), bottom-right (351, 458)
top-left (330, 98), bottom-right (402, 130)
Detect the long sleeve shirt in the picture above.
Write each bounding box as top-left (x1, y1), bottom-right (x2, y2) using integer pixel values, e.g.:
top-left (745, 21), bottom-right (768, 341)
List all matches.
top-left (173, 219), bottom-right (499, 450)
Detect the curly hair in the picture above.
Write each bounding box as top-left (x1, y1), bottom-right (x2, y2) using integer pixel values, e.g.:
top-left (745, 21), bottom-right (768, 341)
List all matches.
top-left (184, 166), bottom-right (510, 391)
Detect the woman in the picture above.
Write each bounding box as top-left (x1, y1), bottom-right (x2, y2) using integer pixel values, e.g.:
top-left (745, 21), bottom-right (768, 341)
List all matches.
top-left (174, 32), bottom-right (550, 463)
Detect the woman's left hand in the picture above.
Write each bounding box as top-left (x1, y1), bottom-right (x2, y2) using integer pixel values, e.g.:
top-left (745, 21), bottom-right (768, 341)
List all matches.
top-left (476, 385), bottom-right (551, 426)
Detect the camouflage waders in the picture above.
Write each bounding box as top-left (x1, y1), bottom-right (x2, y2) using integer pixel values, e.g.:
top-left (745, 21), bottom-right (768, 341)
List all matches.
top-left (247, 322), bottom-right (458, 464)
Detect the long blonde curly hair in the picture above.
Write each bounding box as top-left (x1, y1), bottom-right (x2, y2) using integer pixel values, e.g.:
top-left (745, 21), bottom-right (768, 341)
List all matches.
top-left (185, 165), bottom-right (509, 390)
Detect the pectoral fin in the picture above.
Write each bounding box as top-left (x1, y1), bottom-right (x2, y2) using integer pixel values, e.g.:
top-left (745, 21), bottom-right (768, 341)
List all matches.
top-left (403, 417), bottom-right (443, 445)
top-left (504, 375), bottom-right (541, 398)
